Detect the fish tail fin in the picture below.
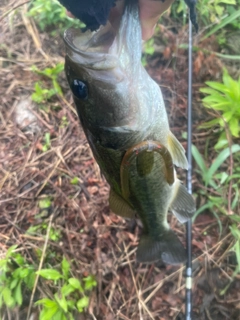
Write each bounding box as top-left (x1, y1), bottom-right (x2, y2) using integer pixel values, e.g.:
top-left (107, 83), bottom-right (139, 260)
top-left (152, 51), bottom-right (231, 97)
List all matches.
top-left (136, 230), bottom-right (187, 265)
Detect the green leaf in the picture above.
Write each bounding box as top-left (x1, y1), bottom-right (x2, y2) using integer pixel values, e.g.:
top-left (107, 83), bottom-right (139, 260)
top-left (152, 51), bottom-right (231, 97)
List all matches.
top-left (2, 287), bottom-right (15, 307)
top-left (192, 202), bottom-right (214, 223)
top-left (44, 132), bottom-right (51, 145)
top-left (25, 269), bottom-right (36, 289)
top-left (0, 293), bottom-right (3, 308)
top-left (220, 0), bottom-right (236, 3)
top-left (54, 63), bottom-right (64, 74)
top-left (52, 79), bottom-right (63, 96)
top-left (36, 269), bottom-right (62, 280)
top-left (77, 296), bottom-right (89, 312)
top-left (14, 282), bottom-right (23, 306)
top-left (205, 81), bottom-right (231, 94)
top-left (61, 257), bottom-right (70, 279)
top-left (229, 118), bottom-right (239, 137)
top-left (12, 268), bottom-right (21, 279)
top-left (201, 9), bottom-right (240, 40)
top-left (198, 118), bottom-right (220, 129)
top-left (200, 87), bottom-right (219, 95)
top-left (230, 215), bottom-right (240, 223)
top-left (214, 139), bottom-right (228, 150)
top-left (83, 275), bottom-right (97, 290)
top-left (42, 145), bottom-right (48, 152)
top-left (235, 240), bottom-right (240, 272)
top-left (219, 172), bottom-right (229, 185)
top-left (191, 145), bottom-right (207, 175)
top-left (230, 225), bottom-right (240, 240)
top-left (14, 254), bottom-right (25, 266)
top-left (70, 177), bottom-right (79, 185)
top-left (10, 278), bottom-right (19, 289)
top-left (68, 278), bottom-right (83, 291)
top-left (206, 144), bottom-right (240, 186)
top-left (61, 284), bottom-right (75, 297)
top-left (19, 267), bottom-right (30, 279)
top-left (5, 245), bottom-right (18, 259)
top-left (52, 309), bottom-right (67, 320)
top-left (39, 303), bottom-right (59, 320)
top-left (54, 293), bottom-right (68, 313)
top-left (215, 53), bottom-right (240, 61)
top-left (35, 298), bottom-right (58, 308)
top-left (212, 210), bottom-right (223, 236)
top-left (39, 197), bottom-right (52, 209)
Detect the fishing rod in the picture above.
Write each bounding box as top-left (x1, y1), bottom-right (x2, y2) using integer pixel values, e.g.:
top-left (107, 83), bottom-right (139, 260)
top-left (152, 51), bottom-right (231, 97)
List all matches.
top-left (185, 11), bottom-right (194, 320)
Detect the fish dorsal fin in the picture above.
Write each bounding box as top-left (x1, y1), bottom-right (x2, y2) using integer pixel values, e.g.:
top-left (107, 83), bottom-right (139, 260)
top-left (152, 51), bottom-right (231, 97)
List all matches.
top-left (170, 180), bottom-right (196, 223)
top-left (109, 188), bottom-right (136, 218)
top-left (167, 131), bottom-right (188, 169)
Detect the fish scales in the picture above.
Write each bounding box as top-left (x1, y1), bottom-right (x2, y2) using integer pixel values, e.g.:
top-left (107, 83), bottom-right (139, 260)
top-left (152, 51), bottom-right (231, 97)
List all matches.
top-left (64, 0), bottom-right (195, 264)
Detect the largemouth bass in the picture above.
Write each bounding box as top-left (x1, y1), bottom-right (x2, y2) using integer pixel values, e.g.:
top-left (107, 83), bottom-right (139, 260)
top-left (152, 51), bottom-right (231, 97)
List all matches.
top-left (64, 0), bottom-right (195, 264)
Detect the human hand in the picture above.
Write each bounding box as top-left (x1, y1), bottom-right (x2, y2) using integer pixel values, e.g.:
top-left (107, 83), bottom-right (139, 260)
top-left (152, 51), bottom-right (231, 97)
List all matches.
top-left (107, 0), bottom-right (175, 40)
top-left (138, 0), bottom-right (175, 40)
top-left (66, 0), bottom-right (175, 40)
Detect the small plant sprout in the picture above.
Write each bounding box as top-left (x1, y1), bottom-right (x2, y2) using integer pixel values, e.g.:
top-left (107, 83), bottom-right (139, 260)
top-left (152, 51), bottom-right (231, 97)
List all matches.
top-left (35, 257), bottom-right (97, 319)
top-left (0, 246), bottom-right (36, 309)
top-left (60, 116), bottom-right (69, 128)
top-left (42, 133), bottom-right (51, 152)
top-left (199, 68), bottom-right (240, 148)
top-left (31, 63), bottom-right (64, 106)
top-left (39, 197), bottom-right (52, 209)
top-left (27, 0), bottom-right (85, 34)
top-left (70, 177), bottom-right (79, 185)
top-left (0, 250), bottom-right (96, 319)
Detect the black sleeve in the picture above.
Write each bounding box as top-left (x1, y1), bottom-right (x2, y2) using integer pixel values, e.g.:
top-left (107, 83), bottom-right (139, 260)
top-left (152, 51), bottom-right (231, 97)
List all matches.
top-left (58, 0), bottom-right (117, 31)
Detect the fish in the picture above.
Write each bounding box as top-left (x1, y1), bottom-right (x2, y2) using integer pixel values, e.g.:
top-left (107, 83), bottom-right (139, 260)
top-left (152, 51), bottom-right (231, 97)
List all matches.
top-left (63, 0), bottom-right (196, 265)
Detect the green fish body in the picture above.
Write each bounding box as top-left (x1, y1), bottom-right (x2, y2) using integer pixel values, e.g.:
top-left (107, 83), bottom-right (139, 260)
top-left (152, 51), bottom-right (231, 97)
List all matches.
top-left (64, 0), bottom-right (195, 264)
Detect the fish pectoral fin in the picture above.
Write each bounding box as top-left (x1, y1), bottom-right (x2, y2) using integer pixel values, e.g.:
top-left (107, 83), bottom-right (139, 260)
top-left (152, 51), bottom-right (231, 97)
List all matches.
top-left (109, 189), bottom-right (136, 218)
top-left (168, 131), bottom-right (188, 169)
top-left (170, 181), bottom-right (196, 223)
top-left (136, 230), bottom-right (187, 265)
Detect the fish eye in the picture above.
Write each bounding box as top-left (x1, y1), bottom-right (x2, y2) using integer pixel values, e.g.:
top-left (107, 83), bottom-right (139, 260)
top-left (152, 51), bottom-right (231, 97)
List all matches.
top-left (71, 79), bottom-right (88, 100)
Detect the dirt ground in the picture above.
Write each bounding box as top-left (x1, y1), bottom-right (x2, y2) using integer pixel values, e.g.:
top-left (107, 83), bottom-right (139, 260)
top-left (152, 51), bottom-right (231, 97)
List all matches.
top-left (1, 2), bottom-right (240, 320)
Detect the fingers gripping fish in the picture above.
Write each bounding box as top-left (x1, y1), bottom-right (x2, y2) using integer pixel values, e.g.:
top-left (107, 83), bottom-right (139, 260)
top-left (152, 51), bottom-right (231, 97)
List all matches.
top-left (64, 0), bottom-right (196, 264)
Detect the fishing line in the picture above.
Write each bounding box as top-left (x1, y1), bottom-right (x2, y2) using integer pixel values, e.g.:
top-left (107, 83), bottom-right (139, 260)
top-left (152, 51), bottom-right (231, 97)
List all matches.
top-left (185, 12), bottom-right (193, 320)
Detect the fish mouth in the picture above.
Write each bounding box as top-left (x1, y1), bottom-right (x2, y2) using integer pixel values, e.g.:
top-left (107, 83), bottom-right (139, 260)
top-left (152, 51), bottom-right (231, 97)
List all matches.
top-left (64, 27), bottom-right (119, 70)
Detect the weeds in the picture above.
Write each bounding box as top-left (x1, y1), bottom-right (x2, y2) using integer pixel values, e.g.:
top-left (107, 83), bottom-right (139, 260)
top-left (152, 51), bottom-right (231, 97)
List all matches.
top-left (192, 66), bottom-right (240, 276)
top-left (192, 143), bottom-right (240, 273)
top-left (197, 0), bottom-right (237, 24)
top-left (31, 63), bottom-right (64, 111)
top-left (0, 246), bottom-right (36, 310)
top-left (0, 249), bottom-right (96, 319)
top-left (27, 223), bottom-right (61, 242)
top-left (192, 143), bottom-right (240, 232)
top-left (199, 69), bottom-right (240, 148)
top-left (31, 63), bottom-right (64, 98)
top-left (60, 115), bottom-right (69, 128)
top-left (28, 0), bottom-right (85, 34)
top-left (36, 257), bottom-right (97, 319)
top-left (192, 144), bottom-right (240, 188)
